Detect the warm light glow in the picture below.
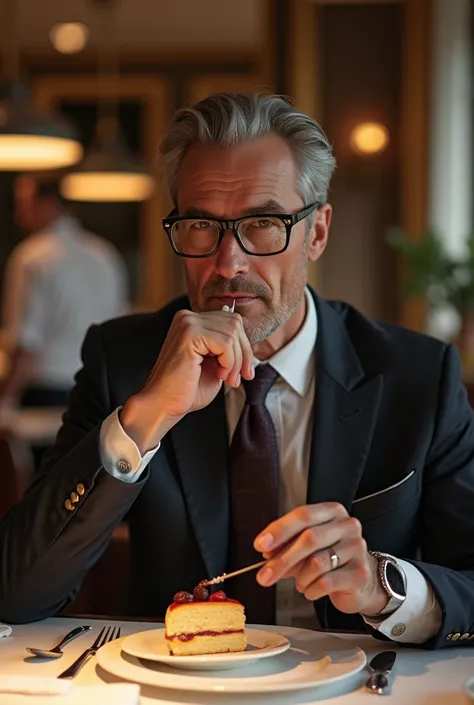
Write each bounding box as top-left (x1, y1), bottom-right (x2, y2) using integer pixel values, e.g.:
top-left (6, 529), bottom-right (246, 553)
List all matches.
top-left (61, 172), bottom-right (155, 202)
top-left (0, 135), bottom-right (83, 170)
top-left (350, 122), bottom-right (389, 155)
top-left (50, 23), bottom-right (89, 54)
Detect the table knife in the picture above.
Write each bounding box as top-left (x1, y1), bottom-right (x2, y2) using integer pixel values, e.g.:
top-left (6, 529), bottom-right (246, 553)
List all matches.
top-left (365, 650), bottom-right (397, 694)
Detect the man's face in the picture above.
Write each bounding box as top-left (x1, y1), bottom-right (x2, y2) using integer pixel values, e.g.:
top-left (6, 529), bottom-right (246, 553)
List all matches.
top-left (176, 133), bottom-right (331, 344)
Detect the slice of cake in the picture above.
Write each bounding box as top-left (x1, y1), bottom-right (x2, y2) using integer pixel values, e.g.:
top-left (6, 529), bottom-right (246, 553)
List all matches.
top-left (165, 584), bottom-right (247, 656)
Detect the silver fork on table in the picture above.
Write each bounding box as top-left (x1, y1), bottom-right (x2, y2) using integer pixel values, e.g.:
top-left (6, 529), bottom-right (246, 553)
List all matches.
top-left (58, 625), bottom-right (121, 679)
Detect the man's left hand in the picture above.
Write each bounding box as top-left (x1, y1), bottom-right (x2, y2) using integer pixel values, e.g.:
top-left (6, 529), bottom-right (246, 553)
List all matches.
top-left (254, 503), bottom-right (389, 617)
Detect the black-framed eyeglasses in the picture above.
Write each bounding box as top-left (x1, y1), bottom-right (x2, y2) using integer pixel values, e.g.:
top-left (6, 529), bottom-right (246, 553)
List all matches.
top-left (162, 202), bottom-right (321, 258)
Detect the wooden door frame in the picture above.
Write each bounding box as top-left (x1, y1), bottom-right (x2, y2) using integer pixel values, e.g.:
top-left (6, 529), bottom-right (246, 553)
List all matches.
top-left (32, 74), bottom-right (174, 312)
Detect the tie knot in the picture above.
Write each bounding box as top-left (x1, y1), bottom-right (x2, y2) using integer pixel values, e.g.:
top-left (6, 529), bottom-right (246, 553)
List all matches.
top-left (242, 364), bottom-right (278, 405)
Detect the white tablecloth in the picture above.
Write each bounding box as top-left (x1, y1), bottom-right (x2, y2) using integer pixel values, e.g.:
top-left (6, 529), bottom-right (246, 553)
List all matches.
top-left (0, 617), bottom-right (473, 704)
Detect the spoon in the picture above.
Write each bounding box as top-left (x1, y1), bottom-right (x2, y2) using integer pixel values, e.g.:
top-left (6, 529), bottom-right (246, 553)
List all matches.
top-left (26, 625), bottom-right (92, 659)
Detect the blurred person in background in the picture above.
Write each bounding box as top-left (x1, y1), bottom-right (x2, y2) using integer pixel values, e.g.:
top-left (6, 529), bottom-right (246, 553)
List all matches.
top-left (0, 173), bottom-right (128, 413)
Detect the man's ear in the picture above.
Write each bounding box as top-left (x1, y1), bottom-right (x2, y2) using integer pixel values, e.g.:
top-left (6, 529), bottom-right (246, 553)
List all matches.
top-left (307, 203), bottom-right (332, 263)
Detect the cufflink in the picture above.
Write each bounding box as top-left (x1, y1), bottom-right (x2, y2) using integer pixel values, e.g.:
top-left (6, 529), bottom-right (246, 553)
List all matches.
top-left (391, 623), bottom-right (406, 637)
top-left (116, 458), bottom-right (132, 474)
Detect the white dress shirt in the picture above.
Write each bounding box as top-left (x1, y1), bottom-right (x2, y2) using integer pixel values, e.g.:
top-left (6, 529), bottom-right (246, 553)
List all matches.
top-left (1, 215), bottom-right (127, 389)
top-left (100, 289), bottom-right (442, 643)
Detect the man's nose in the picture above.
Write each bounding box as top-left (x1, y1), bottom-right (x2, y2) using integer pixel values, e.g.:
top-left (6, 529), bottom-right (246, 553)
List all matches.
top-left (214, 230), bottom-right (250, 279)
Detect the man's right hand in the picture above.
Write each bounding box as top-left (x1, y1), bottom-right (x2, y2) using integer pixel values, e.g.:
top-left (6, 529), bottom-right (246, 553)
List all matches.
top-left (120, 309), bottom-right (255, 453)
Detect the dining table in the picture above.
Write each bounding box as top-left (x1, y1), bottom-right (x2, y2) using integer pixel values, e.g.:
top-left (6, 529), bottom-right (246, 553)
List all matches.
top-left (0, 616), bottom-right (473, 704)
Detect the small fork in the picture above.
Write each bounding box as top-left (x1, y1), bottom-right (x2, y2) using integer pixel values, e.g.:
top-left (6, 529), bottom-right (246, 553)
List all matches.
top-left (58, 625), bottom-right (121, 679)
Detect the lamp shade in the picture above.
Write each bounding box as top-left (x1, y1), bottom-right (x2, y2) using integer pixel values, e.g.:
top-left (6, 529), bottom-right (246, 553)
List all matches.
top-left (60, 139), bottom-right (154, 202)
top-left (0, 85), bottom-right (83, 170)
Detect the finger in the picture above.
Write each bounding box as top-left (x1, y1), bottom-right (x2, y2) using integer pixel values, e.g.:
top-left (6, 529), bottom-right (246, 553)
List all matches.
top-left (295, 536), bottom-right (367, 592)
top-left (301, 555), bottom-right (371, 602)
top-left (254, 503), bottom-right (348, 554)
top-left (227, 334), bottom-right (243, 388)
top-left (192, 330), bottom-right (236, 380)
top-left (257, 517), bottom-right (361, 586)
top-left (196, 312), bottom-right (252, 383)
top-left (237, 318), bottom-right (255, 381)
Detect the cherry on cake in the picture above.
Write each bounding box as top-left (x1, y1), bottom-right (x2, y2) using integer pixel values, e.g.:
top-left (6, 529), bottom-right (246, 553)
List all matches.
top-left (165, 584), bottom-right (247, 656)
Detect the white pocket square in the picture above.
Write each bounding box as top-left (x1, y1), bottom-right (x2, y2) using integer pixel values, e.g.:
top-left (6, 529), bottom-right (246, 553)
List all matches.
top-left (353, 469), bottom-right (416, 504)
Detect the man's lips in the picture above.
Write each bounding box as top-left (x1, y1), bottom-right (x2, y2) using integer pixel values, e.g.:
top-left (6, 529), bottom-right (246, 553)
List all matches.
top-left (210, 295), bottom-right (258, 306)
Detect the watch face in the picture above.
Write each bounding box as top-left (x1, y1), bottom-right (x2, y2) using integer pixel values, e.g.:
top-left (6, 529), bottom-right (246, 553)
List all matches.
top-left (386, 562), bottom-right (406, 597)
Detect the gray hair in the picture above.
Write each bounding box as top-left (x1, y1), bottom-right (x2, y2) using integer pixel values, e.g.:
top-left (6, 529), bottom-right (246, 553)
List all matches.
top-left (160, 92), bottom-right (336, 207)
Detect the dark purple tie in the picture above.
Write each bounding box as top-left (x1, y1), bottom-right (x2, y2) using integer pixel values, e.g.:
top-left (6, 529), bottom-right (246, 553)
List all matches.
top-left (228, 364), bottom-right (279, 625)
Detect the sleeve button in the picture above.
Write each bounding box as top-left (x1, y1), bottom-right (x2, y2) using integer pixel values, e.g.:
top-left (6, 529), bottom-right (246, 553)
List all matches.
top-left (460, 633), bottom-right (470, 640)
top-left (76, 483), bottom-right (85, 496)
top-left (71, 492), bottom-right (79, 503)
top-left (65, 499), bottom-right (74, 511)
top-left (451, 633), bottom-right (461, 641)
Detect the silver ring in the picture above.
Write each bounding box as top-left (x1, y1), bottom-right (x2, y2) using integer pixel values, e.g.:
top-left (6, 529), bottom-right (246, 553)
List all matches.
top-left (328, 547), bottom-right (340, 571)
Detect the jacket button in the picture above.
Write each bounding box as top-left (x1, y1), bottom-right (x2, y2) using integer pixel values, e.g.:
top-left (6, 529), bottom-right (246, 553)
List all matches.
top-left (64, 499), bottom-right (74, 511)
top-left (391, 624), bottom-right (406, 637)
top-left (451, 633), bottom-right (461, 641)
top-left (76, 483), bottom-right (85, 496)
top-left (116, 458), bottom-right (132, 474)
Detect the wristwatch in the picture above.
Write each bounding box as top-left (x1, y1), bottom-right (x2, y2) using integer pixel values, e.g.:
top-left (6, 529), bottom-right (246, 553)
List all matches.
top-left (368, 551), bottom-right (406, 616)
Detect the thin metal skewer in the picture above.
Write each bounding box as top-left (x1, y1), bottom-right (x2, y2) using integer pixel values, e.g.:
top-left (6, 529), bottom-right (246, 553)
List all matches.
top-left (202, 559), bottom-right (267, 586)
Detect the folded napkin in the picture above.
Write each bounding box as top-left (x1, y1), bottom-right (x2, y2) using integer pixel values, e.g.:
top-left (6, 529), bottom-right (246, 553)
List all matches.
top-left (0, 623), bottom-right (12, 637)
top-left (0, 678), bottom-right (140, 705)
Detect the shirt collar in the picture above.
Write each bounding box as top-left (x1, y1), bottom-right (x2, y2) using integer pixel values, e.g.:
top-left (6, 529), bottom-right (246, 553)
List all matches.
top-left (225, 288), bottom-right (318, 398)
top-left (48, 215), bottom-right (82, 239)
top-left (264, 288), bottom-right (317, 397)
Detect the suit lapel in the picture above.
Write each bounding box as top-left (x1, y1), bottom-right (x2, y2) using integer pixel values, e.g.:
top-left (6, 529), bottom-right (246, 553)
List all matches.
top-left (170, 390), bottom-right (230, 581)
top-left (307, 295), bottom-right (383, 510)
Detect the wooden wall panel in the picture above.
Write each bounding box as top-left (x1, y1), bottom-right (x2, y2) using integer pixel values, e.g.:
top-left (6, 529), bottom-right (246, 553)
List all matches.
top-left (399, 0), bottom-right (431, 332)
top-left (318, 2), bottom-right (403, 322)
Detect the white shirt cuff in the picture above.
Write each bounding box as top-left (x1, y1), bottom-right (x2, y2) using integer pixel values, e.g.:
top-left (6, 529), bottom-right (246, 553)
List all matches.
top-left (100, 407), bottom-right (160, 483)
top-left (362, 558), bottom-right (442, 643)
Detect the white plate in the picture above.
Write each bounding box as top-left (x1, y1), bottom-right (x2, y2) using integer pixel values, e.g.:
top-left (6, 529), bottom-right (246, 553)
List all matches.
top-left (96, 625), bottom-right (367, 694)
top-left (121, 627), bottom-right (290, 671)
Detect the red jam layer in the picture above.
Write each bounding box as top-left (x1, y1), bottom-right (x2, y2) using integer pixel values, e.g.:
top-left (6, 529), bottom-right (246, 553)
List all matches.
top-left (165, 629), bottom-right (245, 642)
top-left (169, 598), bottom-right (241, 611)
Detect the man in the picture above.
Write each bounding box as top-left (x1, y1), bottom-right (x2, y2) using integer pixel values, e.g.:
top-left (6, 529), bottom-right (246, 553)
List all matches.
top-left (0, 93), bottom-right (473, 650)
top-left (0, 173), bottom-right (127, 410)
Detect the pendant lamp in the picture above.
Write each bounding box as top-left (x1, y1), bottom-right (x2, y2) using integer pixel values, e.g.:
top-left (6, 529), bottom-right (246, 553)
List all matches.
top-left (61, 0), bottom-right (154, 202)
top-left (0, 2), bottom-right (83, 170)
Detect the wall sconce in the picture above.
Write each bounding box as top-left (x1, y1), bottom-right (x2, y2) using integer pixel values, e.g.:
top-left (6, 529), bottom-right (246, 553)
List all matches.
top-left (50, 23), bottom-right (89, 55)
top-left (349, 122), bottom-right (389, 156)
